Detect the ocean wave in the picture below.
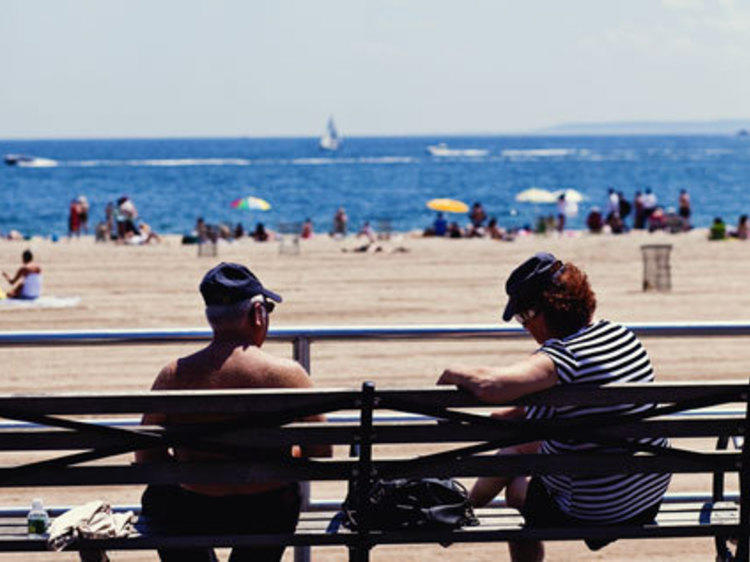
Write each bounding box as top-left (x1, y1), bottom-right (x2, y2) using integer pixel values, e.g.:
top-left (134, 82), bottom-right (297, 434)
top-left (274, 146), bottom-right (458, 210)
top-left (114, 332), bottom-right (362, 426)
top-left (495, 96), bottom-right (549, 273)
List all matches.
top-left (47, 156), bottom-right (419, 168)
top-left (501, 148), bottom-right (586, 159)
top-left (16, 158), bottom-right (58, 168)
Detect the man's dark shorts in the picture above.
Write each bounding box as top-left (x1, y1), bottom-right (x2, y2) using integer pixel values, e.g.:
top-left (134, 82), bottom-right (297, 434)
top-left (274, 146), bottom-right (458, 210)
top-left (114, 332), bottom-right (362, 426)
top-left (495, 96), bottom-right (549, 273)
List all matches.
top-left (141, 483), bottom-right (301, 562)
top-left (520, 477), bottom-right (661, 551)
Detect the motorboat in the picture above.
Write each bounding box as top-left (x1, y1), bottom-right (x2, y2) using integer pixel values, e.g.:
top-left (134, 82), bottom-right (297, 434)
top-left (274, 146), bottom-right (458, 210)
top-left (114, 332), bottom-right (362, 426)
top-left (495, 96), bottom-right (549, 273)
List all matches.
top-left (320, 116), bottom-right (342, 151)
top-left (4, 154), bottom-right (34, 166)
top-left (3, 154), bottom-right (56, 167)
top-left (426, 143), bottom-right (489, 157)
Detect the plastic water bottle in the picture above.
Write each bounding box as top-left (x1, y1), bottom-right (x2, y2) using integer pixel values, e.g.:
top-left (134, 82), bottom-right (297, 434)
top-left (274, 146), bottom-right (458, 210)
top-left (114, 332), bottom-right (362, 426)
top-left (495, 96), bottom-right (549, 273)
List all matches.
top-left (27, 498), bottom-right (49, 538)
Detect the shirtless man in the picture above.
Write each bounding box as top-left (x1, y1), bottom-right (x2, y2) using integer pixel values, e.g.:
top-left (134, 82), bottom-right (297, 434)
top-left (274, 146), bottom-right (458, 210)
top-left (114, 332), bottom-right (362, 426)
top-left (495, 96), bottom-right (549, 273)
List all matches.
top-left (2, 250), bottom-right (42, 300)
top-left (136, 262), bottom-right (331, 562)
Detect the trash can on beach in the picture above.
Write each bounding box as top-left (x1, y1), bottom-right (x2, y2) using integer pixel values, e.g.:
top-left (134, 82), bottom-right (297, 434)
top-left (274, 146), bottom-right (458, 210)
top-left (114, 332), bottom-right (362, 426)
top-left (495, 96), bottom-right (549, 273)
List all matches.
top-left (640, 244), bottom-right (672, 291)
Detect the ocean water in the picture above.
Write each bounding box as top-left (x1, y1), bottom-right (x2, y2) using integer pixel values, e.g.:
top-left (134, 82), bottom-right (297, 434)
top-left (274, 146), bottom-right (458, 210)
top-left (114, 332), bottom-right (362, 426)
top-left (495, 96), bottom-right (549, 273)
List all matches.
top-left (1, 135), bottom-right (749, 236)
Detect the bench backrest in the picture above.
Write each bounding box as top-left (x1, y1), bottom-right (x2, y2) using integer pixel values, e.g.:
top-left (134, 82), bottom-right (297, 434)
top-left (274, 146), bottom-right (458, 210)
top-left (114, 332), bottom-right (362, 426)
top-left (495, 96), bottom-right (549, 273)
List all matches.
top-left (0, 381), bottom-right (746, 489)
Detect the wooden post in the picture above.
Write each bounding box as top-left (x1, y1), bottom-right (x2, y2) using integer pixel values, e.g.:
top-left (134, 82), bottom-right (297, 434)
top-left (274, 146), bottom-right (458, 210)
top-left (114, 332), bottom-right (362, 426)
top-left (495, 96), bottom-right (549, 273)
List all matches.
top-left (349, 382), bottom-right (375, 562)
top-left (736, 382), bottom-right (750, 562)
top-left (293, 336), bottom-right (312, 562)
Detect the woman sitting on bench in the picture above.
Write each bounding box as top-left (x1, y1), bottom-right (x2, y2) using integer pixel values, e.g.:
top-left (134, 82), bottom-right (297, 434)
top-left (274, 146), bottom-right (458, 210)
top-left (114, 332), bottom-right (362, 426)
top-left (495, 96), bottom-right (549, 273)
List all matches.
top-left (438, 252), bottom-right (671, 562)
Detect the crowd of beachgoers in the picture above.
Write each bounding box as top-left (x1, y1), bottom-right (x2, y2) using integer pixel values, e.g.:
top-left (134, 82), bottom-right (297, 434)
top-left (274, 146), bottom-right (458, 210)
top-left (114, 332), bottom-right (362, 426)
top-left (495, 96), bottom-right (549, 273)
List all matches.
top-left (2, 188), bottom-right (749, 245)
top-left (423, 189), bottom-right (749, 241)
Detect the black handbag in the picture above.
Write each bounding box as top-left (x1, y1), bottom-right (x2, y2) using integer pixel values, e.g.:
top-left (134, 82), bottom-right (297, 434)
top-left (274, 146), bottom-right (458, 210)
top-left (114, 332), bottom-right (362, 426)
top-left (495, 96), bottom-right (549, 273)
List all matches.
top-left (341, 478), bottom-right (479, 532)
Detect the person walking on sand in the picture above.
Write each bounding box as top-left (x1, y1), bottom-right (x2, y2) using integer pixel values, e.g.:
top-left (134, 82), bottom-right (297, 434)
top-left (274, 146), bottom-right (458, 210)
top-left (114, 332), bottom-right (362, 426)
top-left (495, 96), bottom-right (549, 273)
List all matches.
top-left (78, 195), bottom-right (90, 234)
top-left (136, 262), bottom-right (331, 562)
top-left (678, 189), bottom-right (691, 227)
top-left (556, 194), bottom-right (566, 233)
top-left (437, 252), bottom-right (670, 562)
top-left (331, 207), bottom-right (348, 238)
top-left (2, 249), bottom-right (42, 300)
top-left (68, 198), bottom-right (81, 239)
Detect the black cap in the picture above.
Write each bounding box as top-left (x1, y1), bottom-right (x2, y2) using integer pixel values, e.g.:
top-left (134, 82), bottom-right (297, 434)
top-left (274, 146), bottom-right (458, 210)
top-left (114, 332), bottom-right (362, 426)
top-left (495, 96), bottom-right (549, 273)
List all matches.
top-left (502, 252), bottom-right (560, 321)
top-left (200, 262), bottom-right (282, 306)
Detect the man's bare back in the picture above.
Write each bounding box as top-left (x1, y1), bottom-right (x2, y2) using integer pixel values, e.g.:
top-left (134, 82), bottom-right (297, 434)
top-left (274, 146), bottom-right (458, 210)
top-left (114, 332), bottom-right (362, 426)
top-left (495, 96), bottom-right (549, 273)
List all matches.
top-left (145, 342), bottom-right (318, 496)
top-left (135, 262), bottom-right (330, 497)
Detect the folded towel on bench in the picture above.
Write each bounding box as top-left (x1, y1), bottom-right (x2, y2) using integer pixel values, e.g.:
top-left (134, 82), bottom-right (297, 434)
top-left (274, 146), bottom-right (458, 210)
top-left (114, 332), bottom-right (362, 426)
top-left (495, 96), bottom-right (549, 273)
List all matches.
top-left (47, 500), bottom-right (136, 552)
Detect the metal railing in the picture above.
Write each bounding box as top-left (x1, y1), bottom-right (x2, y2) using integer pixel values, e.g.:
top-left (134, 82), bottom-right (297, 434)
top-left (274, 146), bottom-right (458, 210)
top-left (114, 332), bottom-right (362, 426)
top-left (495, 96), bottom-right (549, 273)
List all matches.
top-left (2, 321), bottom-right (749, 561)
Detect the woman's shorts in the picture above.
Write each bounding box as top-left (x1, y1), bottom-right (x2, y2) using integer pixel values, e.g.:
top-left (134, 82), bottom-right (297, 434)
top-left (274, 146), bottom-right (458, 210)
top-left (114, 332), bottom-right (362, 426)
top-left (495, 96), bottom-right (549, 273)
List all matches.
top-left (520, 477), bottom-right (661, 551)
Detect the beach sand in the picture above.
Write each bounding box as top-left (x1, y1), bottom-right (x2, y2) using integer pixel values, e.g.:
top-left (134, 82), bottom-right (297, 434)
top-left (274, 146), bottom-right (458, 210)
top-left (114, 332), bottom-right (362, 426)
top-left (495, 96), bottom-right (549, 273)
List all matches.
top-left (0, 229), bottom-right (746, 561)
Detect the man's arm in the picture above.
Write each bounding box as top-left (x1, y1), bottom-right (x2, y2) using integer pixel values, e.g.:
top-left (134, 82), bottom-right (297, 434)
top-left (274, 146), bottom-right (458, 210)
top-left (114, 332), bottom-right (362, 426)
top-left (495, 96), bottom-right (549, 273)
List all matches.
top-left (134, 365), bottom-right (174, 464)
top-left (268, 357), bottom-right (333, 458)
top-left (437, 353), bottom-right (558, 403)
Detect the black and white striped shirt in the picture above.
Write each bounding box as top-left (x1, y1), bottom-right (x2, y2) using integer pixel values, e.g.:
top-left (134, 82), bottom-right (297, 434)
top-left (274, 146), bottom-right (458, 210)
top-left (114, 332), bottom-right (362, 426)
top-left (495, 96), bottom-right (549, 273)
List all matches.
top-left (528, 320), bottom-right (671, 523)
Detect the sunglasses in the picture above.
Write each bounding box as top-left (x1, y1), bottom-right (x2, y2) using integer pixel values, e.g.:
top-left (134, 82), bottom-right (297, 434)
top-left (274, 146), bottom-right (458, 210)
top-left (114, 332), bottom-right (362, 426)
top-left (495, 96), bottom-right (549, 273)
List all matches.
top-left (514, 309), bottom-right (537, 325)
top-left (251, 295), bottom-right (276, 314)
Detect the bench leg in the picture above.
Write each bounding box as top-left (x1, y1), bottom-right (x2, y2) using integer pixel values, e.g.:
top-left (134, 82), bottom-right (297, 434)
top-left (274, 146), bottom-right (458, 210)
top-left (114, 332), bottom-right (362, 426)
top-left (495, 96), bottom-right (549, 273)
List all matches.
top-left (348, 545), bottom-right (371, 562)
top-left (737, 386), bottom-right (750, 562)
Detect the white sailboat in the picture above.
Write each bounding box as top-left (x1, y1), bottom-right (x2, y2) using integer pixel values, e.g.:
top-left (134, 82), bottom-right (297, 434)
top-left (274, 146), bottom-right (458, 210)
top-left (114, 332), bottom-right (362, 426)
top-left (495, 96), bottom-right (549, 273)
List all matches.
top-left (320, 116), bottom-right (342, 151)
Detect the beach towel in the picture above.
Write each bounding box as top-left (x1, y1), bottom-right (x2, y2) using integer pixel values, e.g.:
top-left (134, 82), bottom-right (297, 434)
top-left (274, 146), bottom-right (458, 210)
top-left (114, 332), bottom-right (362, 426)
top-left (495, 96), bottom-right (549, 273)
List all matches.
top-left (47, 500), bottom-right (136, 552)
top-left (0, 296), bottom-right (81, 310)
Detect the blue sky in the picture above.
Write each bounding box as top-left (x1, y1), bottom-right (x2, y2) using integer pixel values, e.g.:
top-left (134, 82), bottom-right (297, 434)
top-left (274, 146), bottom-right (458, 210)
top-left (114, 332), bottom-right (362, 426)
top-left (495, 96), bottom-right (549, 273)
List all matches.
top-left (2, 0), bottom-right (748, 138)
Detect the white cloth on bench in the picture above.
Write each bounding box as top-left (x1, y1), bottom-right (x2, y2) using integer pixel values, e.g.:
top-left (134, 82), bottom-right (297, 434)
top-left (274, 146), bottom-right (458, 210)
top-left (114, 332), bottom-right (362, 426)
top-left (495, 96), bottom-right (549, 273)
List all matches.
top-left (47, 500), bottom-right (136, 551)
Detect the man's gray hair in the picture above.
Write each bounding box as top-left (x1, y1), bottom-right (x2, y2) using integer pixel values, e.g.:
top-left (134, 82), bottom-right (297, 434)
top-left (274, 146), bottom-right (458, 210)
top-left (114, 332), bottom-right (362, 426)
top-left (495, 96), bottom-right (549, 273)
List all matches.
top-left (205, 298), bottom-right (255, 329)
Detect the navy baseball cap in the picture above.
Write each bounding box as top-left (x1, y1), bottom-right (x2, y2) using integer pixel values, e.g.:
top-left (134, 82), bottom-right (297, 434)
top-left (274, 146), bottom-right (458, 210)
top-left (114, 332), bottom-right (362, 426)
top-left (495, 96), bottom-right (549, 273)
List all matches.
top-left (200, 262), bottom-right (282, 306)
top-left (502, 252), bottom-right (561, 321)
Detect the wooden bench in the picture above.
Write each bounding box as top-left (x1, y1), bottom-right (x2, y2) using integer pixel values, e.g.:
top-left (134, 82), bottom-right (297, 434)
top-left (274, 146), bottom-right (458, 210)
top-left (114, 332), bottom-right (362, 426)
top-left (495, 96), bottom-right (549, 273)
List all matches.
top-left (0, 380), bottom-right (746, 561)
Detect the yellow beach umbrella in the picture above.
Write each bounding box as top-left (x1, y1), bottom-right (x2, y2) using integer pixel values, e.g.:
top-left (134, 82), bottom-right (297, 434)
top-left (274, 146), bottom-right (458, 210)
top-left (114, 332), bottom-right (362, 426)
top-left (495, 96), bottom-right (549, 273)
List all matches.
top-left (426, 198), bottom-right (469, 214)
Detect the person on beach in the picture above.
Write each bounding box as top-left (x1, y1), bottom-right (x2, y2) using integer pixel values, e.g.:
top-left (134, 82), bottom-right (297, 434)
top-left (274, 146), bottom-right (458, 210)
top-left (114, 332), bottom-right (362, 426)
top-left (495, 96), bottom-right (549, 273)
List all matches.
top-left (2, 249), bottom-right (42, 300)
top-left (301, 218), bottom-right (314, 239)
top-left (709, 217), bottom-right (727, 240)
top-left (586, 207), bottom-right (603, 233)
top-left (470, 202), bottom-right (487, 228)
top-left (730, 215), bottom-right (748, 240)
top-left (357, 221), bottom-right (376, 243)
top-left (606, 188), bottom-right (619, 219)
top-left (68, 198), bottom-right (81, 239)
top-left (136, 262), bottom-right (331, 562)
top-left (116, 196), bottom-right (139, 241)
top-left (678, 189), bottom-right (691, 226)
top-left (437, 252), bottom-right (670, 562)
top-left (634, 191), bottom-right (646, 229)
top-left (78, 196), bottom-right (90, 234)
top-left (642, 188), bottom-right (657, 220)
top-left (617, 191), bottom-right (631, 229)
top-left (433, 212), bottom-right (448, 237)
top-left (556, 194), bottom-right (566, 233)
top-left (331, 207), bottom-right (348, 238)
top-left (105, 202), bottom-right (115, 240)
top-left (252, 222), bottom-right (269, 242)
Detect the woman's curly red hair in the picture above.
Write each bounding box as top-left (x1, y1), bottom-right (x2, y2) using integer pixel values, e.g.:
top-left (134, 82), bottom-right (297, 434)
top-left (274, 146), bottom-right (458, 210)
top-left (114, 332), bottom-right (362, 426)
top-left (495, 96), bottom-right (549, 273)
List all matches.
top-left (538, 262), bottom-right (596, 338)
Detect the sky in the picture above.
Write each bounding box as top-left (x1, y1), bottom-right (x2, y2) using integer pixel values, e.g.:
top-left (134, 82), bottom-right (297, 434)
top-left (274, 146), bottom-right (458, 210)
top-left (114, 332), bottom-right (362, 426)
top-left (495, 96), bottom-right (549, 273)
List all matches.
top-left (2, 0), bottom-right (749, 138)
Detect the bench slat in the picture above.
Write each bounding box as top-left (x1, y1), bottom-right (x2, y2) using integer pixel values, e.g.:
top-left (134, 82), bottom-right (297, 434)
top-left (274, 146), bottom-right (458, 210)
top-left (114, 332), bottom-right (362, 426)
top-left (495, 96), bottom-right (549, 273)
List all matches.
top-left (0, 502), bottom-right (738, 551)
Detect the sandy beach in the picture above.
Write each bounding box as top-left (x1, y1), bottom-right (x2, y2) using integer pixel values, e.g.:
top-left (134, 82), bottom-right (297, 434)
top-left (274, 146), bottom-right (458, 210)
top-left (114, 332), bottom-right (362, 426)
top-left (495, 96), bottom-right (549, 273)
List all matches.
top-left (0, 229), bottom-right (746, 561)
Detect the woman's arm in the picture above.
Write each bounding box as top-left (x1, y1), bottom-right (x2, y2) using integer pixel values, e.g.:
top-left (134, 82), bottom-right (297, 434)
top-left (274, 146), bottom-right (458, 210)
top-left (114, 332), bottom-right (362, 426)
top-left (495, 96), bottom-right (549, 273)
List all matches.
top-left (4, 267), bottom-right (26, 285)
top-left (437, 352), bottom-right (557, 403)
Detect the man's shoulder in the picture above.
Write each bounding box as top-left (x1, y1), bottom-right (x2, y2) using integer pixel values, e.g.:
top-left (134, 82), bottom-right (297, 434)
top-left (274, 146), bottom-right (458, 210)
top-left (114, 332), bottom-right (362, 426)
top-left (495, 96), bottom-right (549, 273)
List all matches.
top-left (252, 349), bottom-right (307, 377)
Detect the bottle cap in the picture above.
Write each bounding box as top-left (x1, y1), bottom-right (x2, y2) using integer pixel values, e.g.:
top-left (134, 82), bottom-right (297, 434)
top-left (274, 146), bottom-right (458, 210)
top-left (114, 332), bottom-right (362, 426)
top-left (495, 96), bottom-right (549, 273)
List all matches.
top-left (31, 499), bottom-right (43, 510)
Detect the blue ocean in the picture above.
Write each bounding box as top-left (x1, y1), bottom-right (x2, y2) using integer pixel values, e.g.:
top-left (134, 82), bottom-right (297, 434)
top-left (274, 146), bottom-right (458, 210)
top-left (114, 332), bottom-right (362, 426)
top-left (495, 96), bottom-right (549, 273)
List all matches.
top-left (1, 135), bottom-right (749, 237)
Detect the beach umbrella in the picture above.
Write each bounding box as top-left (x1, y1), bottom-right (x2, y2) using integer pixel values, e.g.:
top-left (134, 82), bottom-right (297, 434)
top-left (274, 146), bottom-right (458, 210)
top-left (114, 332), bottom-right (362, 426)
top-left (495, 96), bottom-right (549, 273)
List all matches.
top-left (426, 198), bottom-right (469, 213)
top-left (514, 188), bottom-right (556, 204)
top-left (553, 188), bottom-right (586, 203)
top-left (231, 196), bottom-right (271, 211)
